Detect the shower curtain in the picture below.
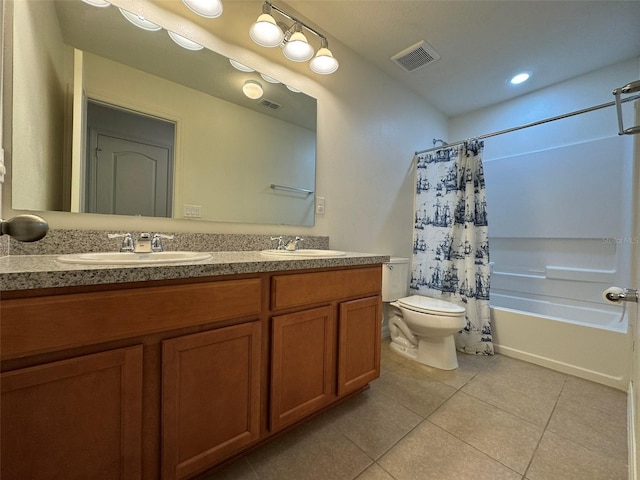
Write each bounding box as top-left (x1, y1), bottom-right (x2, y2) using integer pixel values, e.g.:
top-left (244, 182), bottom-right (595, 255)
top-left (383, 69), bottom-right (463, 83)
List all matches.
top-left (411, 141), bottom-right (493, 355)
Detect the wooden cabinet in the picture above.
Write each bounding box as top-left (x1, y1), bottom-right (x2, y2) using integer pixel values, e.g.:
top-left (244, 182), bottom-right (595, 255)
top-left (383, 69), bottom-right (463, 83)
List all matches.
top-left (162, 322), bottom-right (262, 480)
top-left (270, 306), bottom-right (335, 431)
top-left (338, 296), bottom-right (381, 396)
top-left (1, 345), bottom-right (143, 480)
top-left (269, 267), bottom-right (382, 432)
top-left (1, 264), bottom-right (382, 480)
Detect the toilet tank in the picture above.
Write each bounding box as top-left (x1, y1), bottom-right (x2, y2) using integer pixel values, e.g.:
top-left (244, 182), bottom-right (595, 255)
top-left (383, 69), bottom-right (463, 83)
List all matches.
top-left (382, 257), bottom-right (410, 302)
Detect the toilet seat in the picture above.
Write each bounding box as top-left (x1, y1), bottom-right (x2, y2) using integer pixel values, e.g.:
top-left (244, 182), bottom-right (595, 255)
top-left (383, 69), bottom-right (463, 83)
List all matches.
top-left (397, 295), bottom-right (465, 317)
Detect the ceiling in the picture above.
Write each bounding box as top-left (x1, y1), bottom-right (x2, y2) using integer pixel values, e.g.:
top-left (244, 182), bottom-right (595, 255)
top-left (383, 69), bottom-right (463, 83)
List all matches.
top-left (282, 0), bottom-right (640, 117)
top-left (89, 0), bottom-right (640, 119)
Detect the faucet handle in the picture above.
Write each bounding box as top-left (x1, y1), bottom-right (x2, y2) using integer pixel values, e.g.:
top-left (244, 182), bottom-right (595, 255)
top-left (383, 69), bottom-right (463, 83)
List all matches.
top-left (270, 236), bottom-right (286, 250)
top-left (108, 233), bottom-right (134, 252)
top-left (152, 233), bottom-right (174, 252)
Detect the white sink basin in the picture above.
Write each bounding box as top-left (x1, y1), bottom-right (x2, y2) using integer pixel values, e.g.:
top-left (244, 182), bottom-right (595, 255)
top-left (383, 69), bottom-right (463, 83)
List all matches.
top-left (57, 251), bottom-right (212, 265)
top-left (261, 249), bottom-right (346, 257)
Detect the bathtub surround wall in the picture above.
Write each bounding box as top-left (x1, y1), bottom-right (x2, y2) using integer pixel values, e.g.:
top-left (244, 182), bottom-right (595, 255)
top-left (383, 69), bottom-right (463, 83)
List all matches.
top-left (449, 58), bottom-right (639, 390)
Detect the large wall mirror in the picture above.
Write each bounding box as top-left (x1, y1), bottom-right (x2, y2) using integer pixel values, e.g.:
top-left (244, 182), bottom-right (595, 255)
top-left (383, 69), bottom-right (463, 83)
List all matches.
top-left (11, 0), bottom-right (317, 226)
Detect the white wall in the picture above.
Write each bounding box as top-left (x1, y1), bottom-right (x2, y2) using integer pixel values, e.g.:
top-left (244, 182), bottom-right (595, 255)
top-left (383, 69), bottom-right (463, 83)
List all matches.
top-left (11, 0), bottom-right (66, 211)
top-left (2, 0), bottom-right (447, 259)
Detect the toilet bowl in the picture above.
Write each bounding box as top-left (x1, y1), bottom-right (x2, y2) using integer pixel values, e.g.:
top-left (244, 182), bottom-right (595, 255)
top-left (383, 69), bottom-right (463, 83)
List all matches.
top-left (388, 295), bottom-right (466, 370)
top-left (382, 257), bottom-right (466, 370)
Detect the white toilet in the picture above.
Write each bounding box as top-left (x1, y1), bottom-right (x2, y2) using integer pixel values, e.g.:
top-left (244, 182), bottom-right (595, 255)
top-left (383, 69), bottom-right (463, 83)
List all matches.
top-left (383, 257), bottom-right (466, 370)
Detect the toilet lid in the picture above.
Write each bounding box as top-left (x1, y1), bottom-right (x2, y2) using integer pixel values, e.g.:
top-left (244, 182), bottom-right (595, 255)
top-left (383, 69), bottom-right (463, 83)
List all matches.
top-left (397, 295), bottom-right (466, 316)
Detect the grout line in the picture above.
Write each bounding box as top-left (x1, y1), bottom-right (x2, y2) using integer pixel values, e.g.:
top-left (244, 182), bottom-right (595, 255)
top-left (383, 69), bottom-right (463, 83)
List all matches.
top-left (426, 420), bottom-right (524, 477)
top-left (521, 376), bottom-right (568, 478)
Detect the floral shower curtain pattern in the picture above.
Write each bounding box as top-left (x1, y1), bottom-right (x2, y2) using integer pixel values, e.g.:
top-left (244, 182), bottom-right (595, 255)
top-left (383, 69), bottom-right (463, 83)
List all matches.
top-left (411, 141), bottom-right (493, 355)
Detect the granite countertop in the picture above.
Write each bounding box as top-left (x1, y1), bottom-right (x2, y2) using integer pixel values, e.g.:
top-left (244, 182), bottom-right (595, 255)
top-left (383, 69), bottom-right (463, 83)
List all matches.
top-left (0, 251), bottom-right (390, 292)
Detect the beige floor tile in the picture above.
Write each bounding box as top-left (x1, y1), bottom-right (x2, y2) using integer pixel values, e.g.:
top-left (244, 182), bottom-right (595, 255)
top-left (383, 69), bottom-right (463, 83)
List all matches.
top-left (373, 363), bottom-right (457, 417)
top-left (547, 376), bottom-right (628, 461)
top-left (378, 421), bottom-right (521, 480)
top-left (380, 340), bottom-right (408, 374)
top-left (321, 387), bottom-right (423, 459)
top-left (354, 463), bottom-right (396, 480)
top-left (403, 351), bottom-right (496, 390)
top-left (246, 415), bottom-right (372, 480)
top-left (429, 391), bottom-right (543, 473)
top-left (462, 355), bottom-right (566, 426)
top-left (526, 430), bottom-right (628, 480)
top-left (196, 458), bottom-right (258, 480)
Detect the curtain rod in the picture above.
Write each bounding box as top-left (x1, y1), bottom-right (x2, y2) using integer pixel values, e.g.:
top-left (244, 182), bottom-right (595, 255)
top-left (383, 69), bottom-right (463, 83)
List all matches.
top-left (414, 93), bottom-right (640, 156)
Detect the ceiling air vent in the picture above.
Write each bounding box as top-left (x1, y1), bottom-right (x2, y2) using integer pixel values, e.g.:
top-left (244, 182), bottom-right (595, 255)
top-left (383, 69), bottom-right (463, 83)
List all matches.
top-left (391, 40), bottom-right (440, 73)
top-left (259, 98), bottom-right (281, 110)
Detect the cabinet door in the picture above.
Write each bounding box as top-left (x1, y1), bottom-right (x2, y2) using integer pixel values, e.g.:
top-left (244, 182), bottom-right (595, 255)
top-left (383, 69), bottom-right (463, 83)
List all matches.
top-left (270, 306), bottom-right (335, 431)
top-left (337, 296), bottom-right (382, 396)
top-left (162, 322), bottom-right (262, 480)
top-left (1, 345), bottom-right (143, 480)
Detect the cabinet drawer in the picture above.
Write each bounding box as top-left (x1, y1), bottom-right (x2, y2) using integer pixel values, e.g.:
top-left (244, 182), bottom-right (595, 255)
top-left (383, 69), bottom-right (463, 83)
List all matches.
top-left (1, 278), bottom-right (262, 360)
top-left (271, 266), bottom-right (382, 310)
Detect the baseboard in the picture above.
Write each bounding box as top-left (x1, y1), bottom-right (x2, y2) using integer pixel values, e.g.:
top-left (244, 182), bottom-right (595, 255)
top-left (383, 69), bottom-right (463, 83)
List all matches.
top-left (630, 380), bottom-right (637, 480)
top-left (493, 343), bottom-right (627, 391)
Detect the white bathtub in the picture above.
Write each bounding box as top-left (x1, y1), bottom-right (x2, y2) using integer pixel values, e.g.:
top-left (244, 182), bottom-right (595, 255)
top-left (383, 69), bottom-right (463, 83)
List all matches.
top-left (491, 302), bottom-right (632, 390)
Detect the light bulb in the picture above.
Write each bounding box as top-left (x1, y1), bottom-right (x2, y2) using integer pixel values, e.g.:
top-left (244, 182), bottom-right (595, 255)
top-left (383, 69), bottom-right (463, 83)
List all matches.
top-left (182, 0), bottom-right (223, 18)
top-left (260, 73), bottom-right (280, 84)
top-left (310, 47), bottom-right (339, 74)
top-left (229, 59), bottom-right (254, 72)
top-left (167, 31), bottom-right (204, 51)
top-left (243, 80), bottom-right (263, 99)
top-left (249, 13), bottom-right (284, 47)
top-left (81, 0), bottom-right (111, 7)
top-left (283, 30), bottom-right (314, 62)
top-left (119, 8), bottom-right (161, 31)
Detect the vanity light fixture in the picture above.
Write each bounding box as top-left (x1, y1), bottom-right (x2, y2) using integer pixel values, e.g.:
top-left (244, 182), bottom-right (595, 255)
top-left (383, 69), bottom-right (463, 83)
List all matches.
top-left (229, 59), bottom-right (255, 72)
top-left (81, 0), bottom-right (111, 7)
top-left (243, 80), bottom-right (264, 99)
top-left (182, 0), bottom-right (223, 18)
top-left (286, 85), bottom-right (301, 93)
top-left (119, 8), bottom-right (161, 31)
top-left (167, 31), bottom-right (204, 50)
top-left (249, 1), bottom-right (339, 74)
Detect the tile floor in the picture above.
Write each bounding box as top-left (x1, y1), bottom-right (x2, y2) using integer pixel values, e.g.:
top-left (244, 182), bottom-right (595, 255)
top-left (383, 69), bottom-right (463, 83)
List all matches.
top-left (202, 342), bottom-right (629, 480)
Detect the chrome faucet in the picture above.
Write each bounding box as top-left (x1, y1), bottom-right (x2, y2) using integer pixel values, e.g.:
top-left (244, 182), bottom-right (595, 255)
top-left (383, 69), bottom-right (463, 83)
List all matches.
top-left (108, 232), bottom-right (174, 253)
top-left (152, 233), bottom-right (174, 252)
top-left (108, 233), bottom-right (134, 252)
top-left (134, 233), bottom-right (153, 253)
top-left (271, 236), bottom-right (286, 250)
top-left (285, 236), bottom-right (304, 251)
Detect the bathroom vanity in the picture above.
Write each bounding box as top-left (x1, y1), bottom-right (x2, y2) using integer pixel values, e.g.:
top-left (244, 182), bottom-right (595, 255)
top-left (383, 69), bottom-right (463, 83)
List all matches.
top-left (0, 251), bottom-right (387, 480)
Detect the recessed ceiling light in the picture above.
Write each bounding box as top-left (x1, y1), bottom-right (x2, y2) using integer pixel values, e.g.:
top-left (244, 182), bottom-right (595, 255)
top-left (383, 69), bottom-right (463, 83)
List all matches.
top-left (510, 72), bottom-right (530, 85)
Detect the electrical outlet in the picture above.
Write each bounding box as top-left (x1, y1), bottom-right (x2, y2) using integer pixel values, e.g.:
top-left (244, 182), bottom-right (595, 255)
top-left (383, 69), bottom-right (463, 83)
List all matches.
top-left (315, 196), bottom-right (325, 215)
top-left (183, 205), bottom-right (202, 218)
